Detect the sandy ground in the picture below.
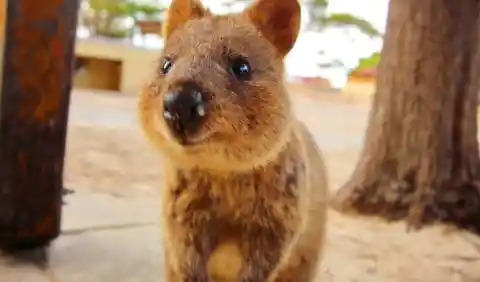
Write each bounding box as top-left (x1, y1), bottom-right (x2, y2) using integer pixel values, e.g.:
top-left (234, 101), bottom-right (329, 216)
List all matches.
top-left (64, 89), bottom-right (480, 282)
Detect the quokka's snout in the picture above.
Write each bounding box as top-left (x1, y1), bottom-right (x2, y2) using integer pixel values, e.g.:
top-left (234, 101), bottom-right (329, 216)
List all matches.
top-left (162, 80), bottom-right (209, 145)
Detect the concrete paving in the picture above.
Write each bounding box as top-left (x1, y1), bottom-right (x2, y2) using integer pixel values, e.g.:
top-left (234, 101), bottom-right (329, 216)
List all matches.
top-left (7, 90), bottom-right (478, 282)
top-left (0, 192), bottom-right (163, 282)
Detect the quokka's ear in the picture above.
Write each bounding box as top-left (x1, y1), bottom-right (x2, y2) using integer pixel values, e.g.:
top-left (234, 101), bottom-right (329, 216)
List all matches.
top-left (244, 0), bottom-right (301, 56)
top-left (163, 0), bottom-right (210, 38)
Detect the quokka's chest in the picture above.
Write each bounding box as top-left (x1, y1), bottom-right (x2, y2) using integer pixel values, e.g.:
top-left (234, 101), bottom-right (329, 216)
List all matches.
top-left (165, 169), bottom-right (304, 222)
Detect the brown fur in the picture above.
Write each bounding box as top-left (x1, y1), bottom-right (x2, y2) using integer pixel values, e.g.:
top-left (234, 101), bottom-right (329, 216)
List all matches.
top-left (138, 0), bottom-right (329, 281)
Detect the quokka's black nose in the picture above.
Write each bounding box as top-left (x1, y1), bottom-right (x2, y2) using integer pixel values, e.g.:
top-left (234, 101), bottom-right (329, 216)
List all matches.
top-left (163, 84), bottom-right (206, 139)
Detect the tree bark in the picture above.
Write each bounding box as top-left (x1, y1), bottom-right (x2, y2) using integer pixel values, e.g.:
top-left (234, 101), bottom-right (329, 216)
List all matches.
top-left (332, 0), bottom-right (480, 234)
top-left (0, 0), bottom-right (78, 250)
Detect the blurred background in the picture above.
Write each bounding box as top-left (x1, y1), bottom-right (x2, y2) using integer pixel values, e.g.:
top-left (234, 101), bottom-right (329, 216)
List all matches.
top-left (2, 2), bottom-right (478, 282)
top-left (75, 0), bottom-right (387, 97)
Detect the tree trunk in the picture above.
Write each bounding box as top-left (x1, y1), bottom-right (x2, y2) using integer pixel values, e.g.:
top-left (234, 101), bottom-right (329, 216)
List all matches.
top-left (332, 0), bottom-right (480, 234)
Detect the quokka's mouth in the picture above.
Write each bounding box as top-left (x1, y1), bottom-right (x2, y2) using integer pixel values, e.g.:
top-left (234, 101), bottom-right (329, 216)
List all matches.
top-left (173, 130), bottom-right (215, 147)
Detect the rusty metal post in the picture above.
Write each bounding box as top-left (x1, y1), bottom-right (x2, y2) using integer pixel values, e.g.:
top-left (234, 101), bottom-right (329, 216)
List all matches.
top-left (0, 0), bottom-right (79, 250)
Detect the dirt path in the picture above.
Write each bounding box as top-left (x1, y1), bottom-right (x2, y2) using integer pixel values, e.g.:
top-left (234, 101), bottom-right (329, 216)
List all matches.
top-left (64, 90), bottom-right (480, 282)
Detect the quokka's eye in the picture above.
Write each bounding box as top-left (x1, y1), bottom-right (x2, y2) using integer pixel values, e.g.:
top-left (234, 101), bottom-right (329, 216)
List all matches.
top-left (229, 57), bottom-right (252, 81)
top-left (160, 57), bottom-right (173, 74)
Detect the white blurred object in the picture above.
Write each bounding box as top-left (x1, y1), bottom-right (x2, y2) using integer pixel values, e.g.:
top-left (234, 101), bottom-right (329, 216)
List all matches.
top-left (285, 26), bottom-right (381, 89)
top-left (132, 33), bottom-right (164, 49)
top-left (323, 69), bottom-right (349, 89)
top-left (77, 26), bottom-right (91, 39)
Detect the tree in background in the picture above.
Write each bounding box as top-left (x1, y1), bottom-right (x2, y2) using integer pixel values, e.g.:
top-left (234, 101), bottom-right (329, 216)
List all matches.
top-left (304, 0), bottom-right (382, 80)
top-left (306, 0), bottom-right (382, 37)
top-left (348, 51), bottom-right (380, 78)
top-left (332, 0), bottom-right (480, 235)
top-left (81, 0), bottom-right (165, 37)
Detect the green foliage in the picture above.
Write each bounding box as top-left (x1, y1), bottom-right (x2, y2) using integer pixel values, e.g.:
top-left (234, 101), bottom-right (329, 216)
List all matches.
top-left (89, 0), bottom-right (164, 18)
top-left (324, 13), bottom-right (382, 38)
top-left (89, 0), bottom-right (129, 16)
top-left (308, 0), bottom-right (383, 74)
top-left (135, 4), bottom-right (164, 16)
top-left (360, 51), bottom-right (380, 68)
top-left (350, 51), bottom-right (381, 73)
top-left (86, 0), bottom-right (165, 38)
top-left (312, 0), bottom-right (329, 7)
top-left (309, 0), bottom-right (383, 38)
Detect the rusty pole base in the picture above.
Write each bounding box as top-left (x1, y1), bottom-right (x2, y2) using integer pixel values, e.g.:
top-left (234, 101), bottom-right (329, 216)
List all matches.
top-left (0, 0), bottom-right (79, 251)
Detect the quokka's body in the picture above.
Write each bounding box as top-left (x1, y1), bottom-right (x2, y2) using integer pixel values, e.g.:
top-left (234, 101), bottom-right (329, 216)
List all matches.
top-left (138, 0), bottom-right (329, 281)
